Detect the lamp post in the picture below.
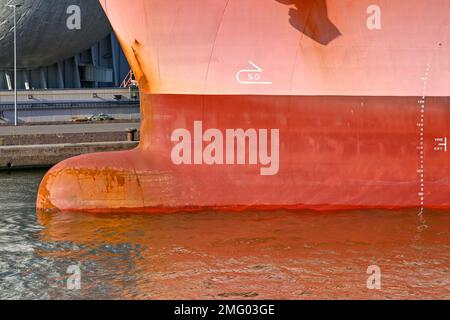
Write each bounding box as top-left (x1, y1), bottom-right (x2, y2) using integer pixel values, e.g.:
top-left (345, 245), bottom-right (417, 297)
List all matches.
top-left (7, 2), bottom-right (21, 126)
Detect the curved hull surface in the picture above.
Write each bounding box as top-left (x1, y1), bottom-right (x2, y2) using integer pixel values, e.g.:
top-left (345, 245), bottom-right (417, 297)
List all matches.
top-left (37, 0), bottom-right (450, 212)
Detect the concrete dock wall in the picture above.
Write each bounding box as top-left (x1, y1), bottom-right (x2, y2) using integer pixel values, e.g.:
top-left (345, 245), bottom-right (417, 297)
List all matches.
top-left (0, 141), bottom-right (138, 170)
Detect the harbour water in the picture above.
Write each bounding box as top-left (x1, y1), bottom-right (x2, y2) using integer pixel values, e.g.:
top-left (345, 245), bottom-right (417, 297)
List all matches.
top-left (0, 170), bottom-right (449, 299)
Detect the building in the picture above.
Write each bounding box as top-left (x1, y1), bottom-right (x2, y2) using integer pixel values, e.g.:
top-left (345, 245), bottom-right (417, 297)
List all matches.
top-left (0, 0), bottom-right (130, 90)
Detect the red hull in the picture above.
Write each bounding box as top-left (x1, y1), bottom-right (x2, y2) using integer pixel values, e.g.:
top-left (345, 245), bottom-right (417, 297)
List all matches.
top-left (37, 0), bottom-right (450, 212)
top-left (37, 94), bottom-right (450, 212)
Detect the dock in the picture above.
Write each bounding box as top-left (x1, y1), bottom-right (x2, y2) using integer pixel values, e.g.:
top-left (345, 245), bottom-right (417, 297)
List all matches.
top-left (0, 88), bottom-right (140, 124)
top-left (0, 122), bottom-right (139, 170)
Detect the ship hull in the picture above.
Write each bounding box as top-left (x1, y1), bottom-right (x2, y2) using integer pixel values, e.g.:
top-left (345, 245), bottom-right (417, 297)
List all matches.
top-left (37, 93), bottom-right (450, 212)
top-left (37, 0), bottom-right (450, 213)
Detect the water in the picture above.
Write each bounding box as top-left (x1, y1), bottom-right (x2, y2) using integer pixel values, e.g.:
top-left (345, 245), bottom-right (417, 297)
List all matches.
top-left (0, 170), bottom-right (449, 300)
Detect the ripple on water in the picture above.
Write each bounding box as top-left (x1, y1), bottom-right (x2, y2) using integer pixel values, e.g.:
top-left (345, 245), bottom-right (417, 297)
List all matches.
top-left (0, 170), bottom-right (449, 299)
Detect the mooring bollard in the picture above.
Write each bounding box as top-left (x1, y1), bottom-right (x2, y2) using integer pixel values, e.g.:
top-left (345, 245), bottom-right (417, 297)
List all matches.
top-left (127, 128), bottom-right (137, 142)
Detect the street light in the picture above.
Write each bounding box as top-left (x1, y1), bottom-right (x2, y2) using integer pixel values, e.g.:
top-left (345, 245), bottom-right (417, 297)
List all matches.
top-left (6, 1), bottom-right (22, 126)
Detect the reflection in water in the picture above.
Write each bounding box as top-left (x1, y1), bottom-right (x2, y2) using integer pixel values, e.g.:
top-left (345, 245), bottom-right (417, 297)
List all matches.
top-left (276, 0), bottom-right (341, 45)
top-left (1, 170), bottom-right (450, 299)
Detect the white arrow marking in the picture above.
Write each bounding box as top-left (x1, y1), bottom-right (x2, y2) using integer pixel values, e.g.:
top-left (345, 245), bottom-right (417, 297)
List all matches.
top-left (236, 61), bottom-right (272, 85)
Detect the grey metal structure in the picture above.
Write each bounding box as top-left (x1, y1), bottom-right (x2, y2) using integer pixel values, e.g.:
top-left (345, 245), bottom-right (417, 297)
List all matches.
top-left (0, 0), bottom-right (130, 90)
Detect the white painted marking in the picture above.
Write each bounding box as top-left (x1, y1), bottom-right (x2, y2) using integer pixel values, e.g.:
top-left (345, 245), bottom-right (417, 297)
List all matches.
top-left (416, 64), bottom-right (430, 231)
top-left (434, 137), bottom-right (447, 152)
top-left (236, 61), bottom-right (272, 85)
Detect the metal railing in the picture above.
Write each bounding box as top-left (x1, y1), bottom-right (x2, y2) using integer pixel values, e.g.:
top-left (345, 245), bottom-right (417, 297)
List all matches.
top-left (0, 100), bottom-right (139, 112)
top-left (120, 70), bottom-right (137, 88)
